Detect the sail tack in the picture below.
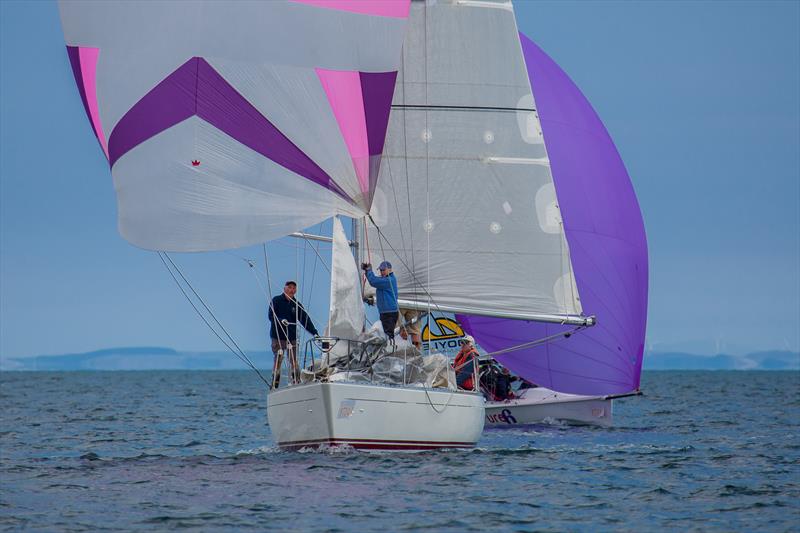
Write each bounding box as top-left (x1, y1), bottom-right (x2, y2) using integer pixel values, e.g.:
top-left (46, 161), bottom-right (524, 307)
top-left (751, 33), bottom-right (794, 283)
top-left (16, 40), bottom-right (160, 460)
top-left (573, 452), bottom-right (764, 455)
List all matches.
top-left (59, 0), bottom-right (409, 251)
top-left (365, 0), bottom-right (583, 320)
top-left (459, 34), bottom-right (649, 396)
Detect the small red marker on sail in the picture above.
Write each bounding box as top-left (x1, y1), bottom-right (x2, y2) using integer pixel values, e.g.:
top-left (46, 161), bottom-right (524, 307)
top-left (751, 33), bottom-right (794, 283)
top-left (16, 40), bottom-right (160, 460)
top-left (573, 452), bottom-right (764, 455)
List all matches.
top-left (191, 160), bottom-right (200, 166)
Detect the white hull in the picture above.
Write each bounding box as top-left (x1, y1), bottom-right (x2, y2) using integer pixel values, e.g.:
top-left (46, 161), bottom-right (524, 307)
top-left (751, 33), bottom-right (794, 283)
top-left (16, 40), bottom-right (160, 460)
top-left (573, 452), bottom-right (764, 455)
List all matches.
top-left (485, 387), bottom-right (613, 427)
top-left (267, 381), bottom-right (485, 450)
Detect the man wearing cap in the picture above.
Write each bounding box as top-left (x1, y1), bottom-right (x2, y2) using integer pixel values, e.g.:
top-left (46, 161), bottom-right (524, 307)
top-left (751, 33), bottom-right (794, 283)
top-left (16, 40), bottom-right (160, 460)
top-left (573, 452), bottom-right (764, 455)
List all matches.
top-left (361, 261), bottom-right (399, 341)
top-left (268, 280), bottom-right (319, 388)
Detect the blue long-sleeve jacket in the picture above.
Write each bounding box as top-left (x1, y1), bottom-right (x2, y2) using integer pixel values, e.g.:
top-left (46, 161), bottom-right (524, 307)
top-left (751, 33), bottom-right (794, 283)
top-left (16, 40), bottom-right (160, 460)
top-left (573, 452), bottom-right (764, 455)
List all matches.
top-left (365, 271), bottom-right (399, 313)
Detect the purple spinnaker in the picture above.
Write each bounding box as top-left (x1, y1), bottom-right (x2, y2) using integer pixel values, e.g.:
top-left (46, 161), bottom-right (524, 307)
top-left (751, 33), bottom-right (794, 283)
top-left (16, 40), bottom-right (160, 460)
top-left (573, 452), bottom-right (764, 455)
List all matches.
top-left (457, 33), bottom-right (648, 396)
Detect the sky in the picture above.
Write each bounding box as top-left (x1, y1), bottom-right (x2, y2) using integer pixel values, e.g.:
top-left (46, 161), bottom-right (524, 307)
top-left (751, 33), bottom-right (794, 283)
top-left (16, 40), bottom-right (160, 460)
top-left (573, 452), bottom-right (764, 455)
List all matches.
top-left (1, 0), bottom-right (798, 359)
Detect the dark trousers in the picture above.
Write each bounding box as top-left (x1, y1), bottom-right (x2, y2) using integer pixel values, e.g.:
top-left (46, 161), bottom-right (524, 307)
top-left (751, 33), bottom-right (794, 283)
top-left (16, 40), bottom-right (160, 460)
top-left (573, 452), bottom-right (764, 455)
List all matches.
top-left (379, 311), bottom-right (399, 340)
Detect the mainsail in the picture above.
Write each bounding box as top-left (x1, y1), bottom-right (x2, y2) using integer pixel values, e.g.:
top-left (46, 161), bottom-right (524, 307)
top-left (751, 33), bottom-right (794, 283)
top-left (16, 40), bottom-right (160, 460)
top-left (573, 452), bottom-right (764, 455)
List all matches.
top-left (58, 0), bottom-right (410, 252)
top-left (459, 34), bottom-right (649, 396)
top-left (364, 0), bottom-right (585, 324)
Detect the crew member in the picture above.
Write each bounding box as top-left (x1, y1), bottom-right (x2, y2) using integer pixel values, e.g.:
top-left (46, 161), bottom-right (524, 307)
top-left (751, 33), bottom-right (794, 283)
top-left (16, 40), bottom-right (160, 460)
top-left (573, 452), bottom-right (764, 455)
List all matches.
top-left (269, 280), bottom-right (319, 388)
top-left (362, 261), bottom-right (399, 342)
top-left (454, 335), bottom-right (479, 390)
top-left (398, 307), bottom-right (422, 349)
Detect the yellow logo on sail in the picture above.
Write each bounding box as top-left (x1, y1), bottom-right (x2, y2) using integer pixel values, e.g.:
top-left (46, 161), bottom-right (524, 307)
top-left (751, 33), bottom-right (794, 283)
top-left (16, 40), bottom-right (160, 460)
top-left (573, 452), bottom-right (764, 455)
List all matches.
top-left (422, 317), bottom-right (465, 341)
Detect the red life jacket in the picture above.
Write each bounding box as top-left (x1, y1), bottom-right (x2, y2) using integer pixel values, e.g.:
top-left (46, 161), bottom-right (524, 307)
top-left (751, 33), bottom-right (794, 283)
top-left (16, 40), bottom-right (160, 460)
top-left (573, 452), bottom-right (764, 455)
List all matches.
top-left (454, 347), bottom-right (478, 390)
top-left (454, 347), bottom-right (478, 370)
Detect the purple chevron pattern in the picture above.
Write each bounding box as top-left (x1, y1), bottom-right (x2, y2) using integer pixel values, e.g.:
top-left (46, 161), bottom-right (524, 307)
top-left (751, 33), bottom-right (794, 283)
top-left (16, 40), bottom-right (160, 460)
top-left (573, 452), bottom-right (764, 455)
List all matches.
top-left (108, 57), bottom-right (351, 202)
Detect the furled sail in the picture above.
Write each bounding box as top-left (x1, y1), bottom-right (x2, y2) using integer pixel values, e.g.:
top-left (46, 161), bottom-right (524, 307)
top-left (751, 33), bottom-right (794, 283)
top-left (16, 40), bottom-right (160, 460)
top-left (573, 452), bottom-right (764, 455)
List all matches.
top-left (459, 34), bottom-right (649, 396)
top-left (326, 217), bottom-right (365, 363)
top-left (58, 0), bottom-right (410, 251)
top-left (364, 0), bottom-right (584, 322)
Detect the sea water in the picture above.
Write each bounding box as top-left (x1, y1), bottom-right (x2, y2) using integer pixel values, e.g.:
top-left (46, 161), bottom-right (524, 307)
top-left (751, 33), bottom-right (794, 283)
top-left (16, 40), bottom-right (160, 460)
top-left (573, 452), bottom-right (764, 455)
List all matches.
top-left (1, 371), bottom-right (798, 531)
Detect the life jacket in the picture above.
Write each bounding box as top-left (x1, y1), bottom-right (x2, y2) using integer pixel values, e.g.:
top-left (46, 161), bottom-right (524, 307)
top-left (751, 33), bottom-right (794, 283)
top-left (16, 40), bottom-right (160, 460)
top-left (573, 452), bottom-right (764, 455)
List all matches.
top-left (454, 347), bottom-right (478, 371)
top-left (454, 347), bottom-right (478, 390)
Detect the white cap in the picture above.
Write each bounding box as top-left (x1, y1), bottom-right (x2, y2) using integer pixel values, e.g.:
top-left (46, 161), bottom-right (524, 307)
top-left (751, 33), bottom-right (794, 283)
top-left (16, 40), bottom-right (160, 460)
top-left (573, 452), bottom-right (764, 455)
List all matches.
top-left (464, 335), bottom-right (475, 344)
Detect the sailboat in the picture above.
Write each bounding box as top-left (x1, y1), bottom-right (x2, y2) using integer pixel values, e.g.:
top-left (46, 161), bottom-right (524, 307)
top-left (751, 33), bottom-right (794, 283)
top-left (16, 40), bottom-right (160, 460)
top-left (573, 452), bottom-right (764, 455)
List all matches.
top-left (58, 0), bottom-right (625, 447)
top-left (461, 35), bottom-right (649, 428)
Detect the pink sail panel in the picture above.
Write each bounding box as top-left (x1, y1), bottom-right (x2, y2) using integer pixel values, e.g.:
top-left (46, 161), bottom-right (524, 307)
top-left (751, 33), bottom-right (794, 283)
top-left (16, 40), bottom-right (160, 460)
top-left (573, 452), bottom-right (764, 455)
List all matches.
top-left (316, 69), bottom-right (371, 197)
top-left (66, 46), bottom-right (108, 158)
top-left (291, 0), bottom-right (410, 18)
top-left (317, 69), bottom-right (398, 206)
top-left (458, 33), bottom-right (648, 396)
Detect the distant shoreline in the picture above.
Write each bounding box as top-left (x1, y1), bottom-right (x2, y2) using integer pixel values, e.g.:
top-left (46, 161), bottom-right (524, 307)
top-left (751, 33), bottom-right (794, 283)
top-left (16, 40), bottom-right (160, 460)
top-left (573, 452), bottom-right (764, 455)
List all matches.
top-left (1, 347), bottom-right (797, 372)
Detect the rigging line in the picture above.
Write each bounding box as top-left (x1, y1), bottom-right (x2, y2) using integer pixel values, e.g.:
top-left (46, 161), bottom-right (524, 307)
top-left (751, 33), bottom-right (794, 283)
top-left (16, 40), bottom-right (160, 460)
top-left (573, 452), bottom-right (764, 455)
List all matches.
top-left (158, 253), bottom-right (270, 386)
top-left (557, 220), bottom-right (580, 317)
top-left (423, 1), bottom-right (431, 355)
top-left (262, 243), bottom-right (295, 383)
top-left (367, 216), bottom-right (448, 319)
top-left (422, 384), bottom-right (456, 414)
top-left (398, 26), bottom-right (416, 288)
top-left (261, 243), bottom-right (302, 343)
top-left (306, 222), bottom-right (323, 333)
top-left (254, 245), bottom-right (326, 339)
top-left (482, 325), bottom-right (587, 358)
top-left (301, 231), bottom-right (309, 308)
top-left (384, 151), bottom-right (409, 267)
top-left (297, 230), bottom-right (304, 350)
top-left (391, 104), bottom-right (537, 113)
top-left (224, 250), bottom-right (256, 265)
top-left (162, 253), bottom-right (261, 371)
top-left (226, 251), bottom-right (292, 344)
top-left (298, 234), bottom-right (331, 274)
top-left (359, 218), bottom-right (376, 328)
top-left (250, 256), bottom-right (290, 344)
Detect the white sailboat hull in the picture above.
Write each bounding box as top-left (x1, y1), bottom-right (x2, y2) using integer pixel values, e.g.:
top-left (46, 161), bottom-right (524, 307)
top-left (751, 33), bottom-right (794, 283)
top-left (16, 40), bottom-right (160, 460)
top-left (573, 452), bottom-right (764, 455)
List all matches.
top-left (267, 381), bottom-right (485, 450)
top-left (485, 387), bottom-right (613, 427)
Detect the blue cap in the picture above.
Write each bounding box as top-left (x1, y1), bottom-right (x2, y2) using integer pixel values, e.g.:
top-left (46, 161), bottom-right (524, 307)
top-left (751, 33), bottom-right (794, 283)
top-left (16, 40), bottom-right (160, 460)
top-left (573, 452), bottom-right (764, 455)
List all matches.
top-left (378, 261), bottom-right (392, 271)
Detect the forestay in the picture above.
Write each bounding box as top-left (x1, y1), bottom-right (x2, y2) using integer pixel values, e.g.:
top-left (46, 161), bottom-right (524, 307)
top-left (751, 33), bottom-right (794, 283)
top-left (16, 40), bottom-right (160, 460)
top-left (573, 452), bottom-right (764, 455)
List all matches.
top-left (459, 34), bottom-right (649, 396)
top-left (364, 0), bottom-right (583, 321)
top-left (58, 0), bottom-right (410, 252)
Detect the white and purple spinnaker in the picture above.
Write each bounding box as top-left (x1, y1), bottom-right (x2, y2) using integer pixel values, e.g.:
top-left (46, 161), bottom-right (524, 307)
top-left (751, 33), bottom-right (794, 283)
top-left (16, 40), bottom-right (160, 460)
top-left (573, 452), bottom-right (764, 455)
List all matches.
top-left (59, 0), bottom-right (410, 251)
top-left (458, 34), bottom-right (648, 396)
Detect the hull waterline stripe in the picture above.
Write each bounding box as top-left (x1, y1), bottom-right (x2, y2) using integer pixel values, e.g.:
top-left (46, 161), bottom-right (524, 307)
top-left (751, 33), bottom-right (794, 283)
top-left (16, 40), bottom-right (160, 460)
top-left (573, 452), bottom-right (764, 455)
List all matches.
top-left (278, 437), bottom-right (475, 450)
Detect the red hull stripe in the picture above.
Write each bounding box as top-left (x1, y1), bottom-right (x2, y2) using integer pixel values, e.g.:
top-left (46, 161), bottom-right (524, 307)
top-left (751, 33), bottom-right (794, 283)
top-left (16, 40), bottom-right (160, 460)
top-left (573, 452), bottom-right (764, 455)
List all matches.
top-left (279, 437), bottom-right (475, 450)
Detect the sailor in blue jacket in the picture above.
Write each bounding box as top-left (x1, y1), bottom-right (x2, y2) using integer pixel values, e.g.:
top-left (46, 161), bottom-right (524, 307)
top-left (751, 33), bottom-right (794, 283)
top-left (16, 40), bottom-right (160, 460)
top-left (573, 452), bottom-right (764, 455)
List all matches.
top-left (362, 261), bottom-right (399, 341)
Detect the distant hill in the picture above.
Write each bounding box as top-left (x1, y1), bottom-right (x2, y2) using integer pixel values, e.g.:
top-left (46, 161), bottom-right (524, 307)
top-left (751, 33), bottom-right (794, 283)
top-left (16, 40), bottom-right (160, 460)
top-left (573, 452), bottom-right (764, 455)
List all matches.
top-left (2, 347), bottom-right (797, 371)
top-left (1, 347), bottom-right (269, 371)
top-left (642, 350), bottom-right (799, 371)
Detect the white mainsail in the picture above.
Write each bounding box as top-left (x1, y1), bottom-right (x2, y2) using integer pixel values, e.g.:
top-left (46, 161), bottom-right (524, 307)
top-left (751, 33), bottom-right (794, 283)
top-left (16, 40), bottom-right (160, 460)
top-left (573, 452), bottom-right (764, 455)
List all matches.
top-left (365, 0), bottom-right (584, 322)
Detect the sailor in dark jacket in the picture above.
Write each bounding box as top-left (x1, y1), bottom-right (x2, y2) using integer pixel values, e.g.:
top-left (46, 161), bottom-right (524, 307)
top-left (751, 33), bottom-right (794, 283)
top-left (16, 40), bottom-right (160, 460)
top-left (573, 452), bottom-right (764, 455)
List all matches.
top-left (269, 280), bottom-right (319, 388)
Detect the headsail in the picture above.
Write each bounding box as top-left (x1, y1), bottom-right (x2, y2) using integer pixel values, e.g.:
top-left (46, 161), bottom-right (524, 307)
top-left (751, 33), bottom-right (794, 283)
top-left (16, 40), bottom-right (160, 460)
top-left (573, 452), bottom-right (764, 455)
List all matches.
top-left (58, 0), bottom-right (410, 251)
top-left (326, 217), bottom-right (366, 363)
top-left (459, 34), bottom-right (649, 396)
top-left (364, 0), bottom-right (584, 322)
